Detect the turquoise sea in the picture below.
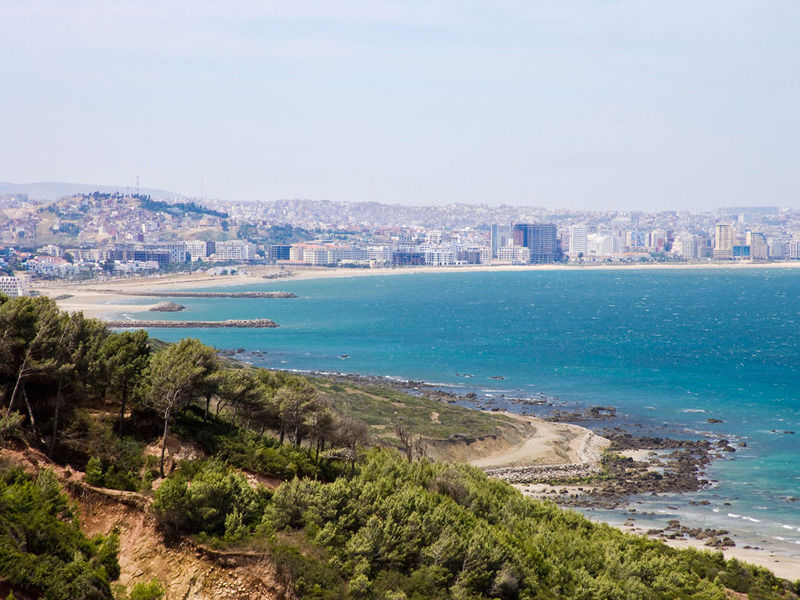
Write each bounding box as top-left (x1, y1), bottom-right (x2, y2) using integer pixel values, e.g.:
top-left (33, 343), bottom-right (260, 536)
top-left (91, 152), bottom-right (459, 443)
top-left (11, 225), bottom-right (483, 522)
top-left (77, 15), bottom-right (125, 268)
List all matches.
top-left (119, 268), bottom-right (800, 556)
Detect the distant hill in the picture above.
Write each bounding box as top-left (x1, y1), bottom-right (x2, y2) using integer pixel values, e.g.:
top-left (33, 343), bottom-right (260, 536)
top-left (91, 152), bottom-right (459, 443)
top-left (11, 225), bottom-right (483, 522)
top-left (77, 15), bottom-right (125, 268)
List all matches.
top-left (0, 181), bottom-right (185, 201)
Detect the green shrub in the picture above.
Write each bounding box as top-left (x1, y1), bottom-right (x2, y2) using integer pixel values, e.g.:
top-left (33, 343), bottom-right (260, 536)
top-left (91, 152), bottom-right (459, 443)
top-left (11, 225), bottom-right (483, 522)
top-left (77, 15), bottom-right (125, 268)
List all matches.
top-left (128, 578), bottom-right (165, 600)
top-left (85, 456), bottom-right (104, 486)
top-left (0, 467), bottom-right (118, 599)
top-left (153, 460), bottom-right (267, 538)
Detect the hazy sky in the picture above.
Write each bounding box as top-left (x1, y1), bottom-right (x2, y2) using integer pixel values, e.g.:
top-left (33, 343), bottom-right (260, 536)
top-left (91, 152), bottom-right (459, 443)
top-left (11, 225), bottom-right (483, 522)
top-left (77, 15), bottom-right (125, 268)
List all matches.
top-left (1, 1), bottom-right (798, 210)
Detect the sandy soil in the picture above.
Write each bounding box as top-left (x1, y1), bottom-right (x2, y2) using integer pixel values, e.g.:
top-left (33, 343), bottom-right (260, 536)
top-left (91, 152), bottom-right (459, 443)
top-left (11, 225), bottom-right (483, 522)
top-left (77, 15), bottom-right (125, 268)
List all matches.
top-left (469, 413), bottom-right (610, 469)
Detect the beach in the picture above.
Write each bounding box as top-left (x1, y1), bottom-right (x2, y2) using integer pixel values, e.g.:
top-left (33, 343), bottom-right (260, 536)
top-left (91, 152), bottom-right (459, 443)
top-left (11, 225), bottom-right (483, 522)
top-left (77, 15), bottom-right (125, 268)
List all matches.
top-left (35, 261), bottom-right (800, 320)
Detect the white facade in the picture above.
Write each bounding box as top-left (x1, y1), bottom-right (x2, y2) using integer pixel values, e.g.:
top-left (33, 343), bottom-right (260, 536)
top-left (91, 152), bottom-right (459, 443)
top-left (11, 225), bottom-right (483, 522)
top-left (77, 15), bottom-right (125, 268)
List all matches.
top-left (214, 240), bottom-right (256, 261)
top-left (185, 240), bottom-right (208, 261)
top-left (673, 234), bottom-right (698, 259)
top-left (746, 232), bottom-right (768, 260)
top-left (569, 225), bottom-right (587, 258)
top-left (497, 245), bottom-right (530, 264)
top-left (366, 246), bottom-right (393, 264)
top-left (789, 238), bottom-right (800, 260)
top-left (0, 275), bottom-right (30, 298)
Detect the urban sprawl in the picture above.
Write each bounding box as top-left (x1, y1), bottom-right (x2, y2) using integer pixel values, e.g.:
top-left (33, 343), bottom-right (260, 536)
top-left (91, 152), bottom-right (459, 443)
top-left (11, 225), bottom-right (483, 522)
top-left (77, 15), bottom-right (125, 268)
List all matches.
top-left (2, 192), bottom-right (800, 297)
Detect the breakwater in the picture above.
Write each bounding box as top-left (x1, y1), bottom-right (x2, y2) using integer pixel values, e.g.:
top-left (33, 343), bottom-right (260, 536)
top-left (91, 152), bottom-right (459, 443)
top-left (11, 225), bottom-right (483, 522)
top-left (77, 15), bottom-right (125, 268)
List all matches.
top-left (87, 289), bottom-right (296, 298)
top-left (105, 319), bottom-right (278, 328)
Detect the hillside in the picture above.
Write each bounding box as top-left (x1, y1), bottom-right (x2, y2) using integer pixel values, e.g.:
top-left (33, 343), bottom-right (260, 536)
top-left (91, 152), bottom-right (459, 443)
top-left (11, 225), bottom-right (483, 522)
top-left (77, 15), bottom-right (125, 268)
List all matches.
top-left (1, 295), bottom-right (798, 599)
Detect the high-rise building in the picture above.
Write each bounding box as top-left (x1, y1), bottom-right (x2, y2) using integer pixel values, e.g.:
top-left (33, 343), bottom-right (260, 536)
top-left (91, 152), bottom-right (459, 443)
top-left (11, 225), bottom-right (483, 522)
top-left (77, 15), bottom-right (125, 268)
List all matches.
top-left (714, 223), bottom-right (735, 259)
top-left (569, 225), bottom-right (587, 259)
top-left (513, 223), bottom-right (558, 263)
top-left (673, 234), bottom-right (698, 259)
top-left (746, 232), bottom-right (768, 260)
top-left (490, 224), bottom-right (512, 259)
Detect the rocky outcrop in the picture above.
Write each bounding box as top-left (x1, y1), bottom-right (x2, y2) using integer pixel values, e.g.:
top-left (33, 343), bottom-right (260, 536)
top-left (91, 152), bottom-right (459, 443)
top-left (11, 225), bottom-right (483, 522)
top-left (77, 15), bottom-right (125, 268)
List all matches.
top-left (149, 301), bottom-right (186, 312)
top-left (105, 319), bottom-right (278, 328)
top-left (485, 462), bottom-right (602, 483)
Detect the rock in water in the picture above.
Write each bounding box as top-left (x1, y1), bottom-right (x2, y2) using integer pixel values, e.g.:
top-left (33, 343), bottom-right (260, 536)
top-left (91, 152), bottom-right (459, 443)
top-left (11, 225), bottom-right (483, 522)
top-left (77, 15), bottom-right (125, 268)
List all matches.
top-left (149, 301), bottom-right (186, 312)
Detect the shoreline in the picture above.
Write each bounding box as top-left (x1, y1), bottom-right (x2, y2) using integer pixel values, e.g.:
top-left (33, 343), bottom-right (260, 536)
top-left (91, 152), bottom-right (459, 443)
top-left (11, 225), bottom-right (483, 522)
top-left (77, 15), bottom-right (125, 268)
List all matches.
top-left (30, 266), bottom-right (800, 581)
top-left (34, 260), bottom-right (800, 320)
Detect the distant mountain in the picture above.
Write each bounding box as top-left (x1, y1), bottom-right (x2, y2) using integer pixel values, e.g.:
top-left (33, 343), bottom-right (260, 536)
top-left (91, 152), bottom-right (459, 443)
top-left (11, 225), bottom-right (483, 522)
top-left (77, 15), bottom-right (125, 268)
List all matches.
top-left (0, 181), bottom-right (185, 201)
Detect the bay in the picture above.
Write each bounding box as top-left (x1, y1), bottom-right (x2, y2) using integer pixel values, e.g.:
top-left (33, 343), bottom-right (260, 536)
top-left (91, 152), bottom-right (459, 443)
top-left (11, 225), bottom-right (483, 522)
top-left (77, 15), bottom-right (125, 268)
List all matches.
top-left (122, 267), bottom-right (800, 555)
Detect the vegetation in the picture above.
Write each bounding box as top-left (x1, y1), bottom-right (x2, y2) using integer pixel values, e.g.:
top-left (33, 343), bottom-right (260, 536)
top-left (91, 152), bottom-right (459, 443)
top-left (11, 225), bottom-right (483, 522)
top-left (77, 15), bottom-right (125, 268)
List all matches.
top-left (138, 198), bottom-right (228, 219)
top-left (0, 467), bottom-right (119, 600)
top-left (0, 295), bottom-right (798, 599)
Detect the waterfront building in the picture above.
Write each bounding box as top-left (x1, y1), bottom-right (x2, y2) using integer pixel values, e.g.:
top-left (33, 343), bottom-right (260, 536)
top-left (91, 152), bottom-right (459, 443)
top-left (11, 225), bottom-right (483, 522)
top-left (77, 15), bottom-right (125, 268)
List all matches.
top-left (184, 240), bottom-right (208, 261)
top-left (586, 233), bottom-right (614, 258)
top-left (647, 229), bottom-right (667, 251)
top-left (713, 223), bottom-right (735, 260)
top-left (214, 240), bottom-right (257, 261)
top-left (768, 238), bottom-right (786, 259)
top-left (789, 238), bottom-right (800, 260)
top-left (366, 246), bottom-right (393, 264)
top-left (513, 223), bottom-right (558, 263)
top-left (673, 234), bottom-right (698, 259)
top-left (268, 244), bottom-right (291, 262)
top-left (569, 225), bottom-right (587, 259)
top-left (0, 275), bottom-right (30, 297)
top-left (490, 224), bottom-right (512, 259)
top-left (746, 232), bottom-right (768, 260)
top-left (392, 250), bottom-right (425, 266)
top-left (497, 245), bottom-right (530, 264)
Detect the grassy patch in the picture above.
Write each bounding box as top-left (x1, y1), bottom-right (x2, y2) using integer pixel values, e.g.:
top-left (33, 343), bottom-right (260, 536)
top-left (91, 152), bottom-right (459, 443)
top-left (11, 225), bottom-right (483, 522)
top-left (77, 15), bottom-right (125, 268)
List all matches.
top-left (310, 379), bottom-right (513, 440)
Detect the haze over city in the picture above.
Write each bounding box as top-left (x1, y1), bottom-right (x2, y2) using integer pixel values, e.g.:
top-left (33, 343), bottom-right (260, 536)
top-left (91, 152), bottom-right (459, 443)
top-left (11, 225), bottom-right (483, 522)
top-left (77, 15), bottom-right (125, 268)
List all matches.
top-left (2, 1), bottom-right (798, 210)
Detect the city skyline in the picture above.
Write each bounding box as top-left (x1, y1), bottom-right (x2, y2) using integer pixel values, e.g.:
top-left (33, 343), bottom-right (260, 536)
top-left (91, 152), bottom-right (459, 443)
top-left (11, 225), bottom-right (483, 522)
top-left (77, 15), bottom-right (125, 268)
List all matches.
top-left (1, 1), bottom-right (798, 211)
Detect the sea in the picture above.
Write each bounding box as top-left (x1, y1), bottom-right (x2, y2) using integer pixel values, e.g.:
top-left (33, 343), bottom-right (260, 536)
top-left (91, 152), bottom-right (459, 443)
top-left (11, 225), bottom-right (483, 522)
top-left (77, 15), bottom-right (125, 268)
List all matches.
top-left (117, 267), bottom-right (800, 556)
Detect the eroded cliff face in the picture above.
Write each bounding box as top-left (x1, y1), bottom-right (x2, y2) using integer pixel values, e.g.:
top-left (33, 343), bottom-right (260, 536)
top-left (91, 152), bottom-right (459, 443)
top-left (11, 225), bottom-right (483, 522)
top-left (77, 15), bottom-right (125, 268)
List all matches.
top-left (421, 416), bottom-right (533, 463)
top-left (0, 447), bottom-right (289, 600)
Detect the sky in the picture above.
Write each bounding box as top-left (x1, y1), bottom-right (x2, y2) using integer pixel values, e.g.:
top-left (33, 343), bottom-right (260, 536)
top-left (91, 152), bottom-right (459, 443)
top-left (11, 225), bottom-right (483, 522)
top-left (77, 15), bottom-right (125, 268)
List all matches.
top-left (0, 1), bottom-right (798, 211)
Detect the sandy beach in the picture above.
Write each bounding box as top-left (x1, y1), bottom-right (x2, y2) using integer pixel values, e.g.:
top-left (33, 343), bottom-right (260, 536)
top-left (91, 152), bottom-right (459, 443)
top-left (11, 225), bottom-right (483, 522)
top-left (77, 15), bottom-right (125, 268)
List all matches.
top-left (34, 261), bottom-right (800, 319)
top-left (469, 412), bottom-right (609, 468)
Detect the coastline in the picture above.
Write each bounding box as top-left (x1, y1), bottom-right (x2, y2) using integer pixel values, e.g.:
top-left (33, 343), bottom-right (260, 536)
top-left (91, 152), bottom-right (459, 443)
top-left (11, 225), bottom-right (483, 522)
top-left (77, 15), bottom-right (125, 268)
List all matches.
top-left (30, 265), bottom-right (800, 581)
top-left (35, 260), bottom-right (800, 320)
top-left (471, 415), bottom-right (800, 580)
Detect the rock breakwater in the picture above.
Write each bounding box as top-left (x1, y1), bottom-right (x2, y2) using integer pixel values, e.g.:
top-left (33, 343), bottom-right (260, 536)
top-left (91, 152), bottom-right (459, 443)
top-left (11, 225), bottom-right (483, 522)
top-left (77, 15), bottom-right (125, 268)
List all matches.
top-left (105, 319), bottom-right (278, 328)
top-left (87, 289), bottom-right (296, 298)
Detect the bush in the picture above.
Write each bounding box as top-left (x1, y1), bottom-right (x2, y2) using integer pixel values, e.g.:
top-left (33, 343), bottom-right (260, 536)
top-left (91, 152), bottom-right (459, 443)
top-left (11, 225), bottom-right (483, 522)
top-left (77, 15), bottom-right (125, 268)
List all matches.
top-left (0, 467), bottom-right (118, 599)
top-left (128, 579), bottom-right (165, 600)
top-left (85, 456), bottom-right (104, 486)
top-left (153, 460), bottom-right (268, 538)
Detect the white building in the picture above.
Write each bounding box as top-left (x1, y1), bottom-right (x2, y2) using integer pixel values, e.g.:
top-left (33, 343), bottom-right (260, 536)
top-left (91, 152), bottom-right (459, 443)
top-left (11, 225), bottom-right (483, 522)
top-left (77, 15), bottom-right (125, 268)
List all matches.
top-left (789, 237), bottom-right (800, 260)
top-left (0, 275), bottom-right (30, 298)
top-left (768, 238), bottom-right (786, 260)
top-left (366, 246), bottom-right (393, 264)
top-left (184, 240), bottom-right (208, 261)
top-left (214, 240), bottom-right (257, 261)
top-left (746, 232), bottom-right (768, 260)
top-left (586, 234), bottom-right (614, 258)
top-left (497, 245), bottom-right (530, 264)
top-left (673, 234), bottom-right (698, 259)
top-left (569, 225), bottom-right (587, 259)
